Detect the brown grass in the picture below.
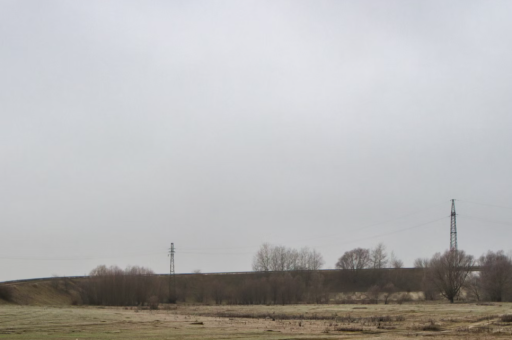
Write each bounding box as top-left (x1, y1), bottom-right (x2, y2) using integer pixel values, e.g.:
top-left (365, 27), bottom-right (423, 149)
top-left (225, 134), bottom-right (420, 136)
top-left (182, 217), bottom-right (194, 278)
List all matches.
top-left (1, 299), bottom-right (512, 339)
top-left (0, 279), bottom-right (82, 306)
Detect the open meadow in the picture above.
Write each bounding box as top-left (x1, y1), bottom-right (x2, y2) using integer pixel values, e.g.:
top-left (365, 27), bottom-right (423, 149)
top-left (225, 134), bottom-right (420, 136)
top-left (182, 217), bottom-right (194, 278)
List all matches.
top-left (1, 302), bottom-right (512, 340)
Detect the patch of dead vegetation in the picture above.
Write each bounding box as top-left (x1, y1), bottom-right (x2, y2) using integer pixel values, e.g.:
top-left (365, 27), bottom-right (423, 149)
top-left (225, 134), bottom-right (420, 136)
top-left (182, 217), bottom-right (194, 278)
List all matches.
top-left (1, 302), bottom-right (512, 339)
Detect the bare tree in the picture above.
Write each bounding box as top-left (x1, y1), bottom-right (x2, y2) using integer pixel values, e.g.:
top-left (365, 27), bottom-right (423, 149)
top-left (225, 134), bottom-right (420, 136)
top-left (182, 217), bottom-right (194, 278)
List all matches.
top-left (389, 251), bottom-right (404, 269)
top-left (270, 245), bottom-right (288, 271)
top-left (414, 257), bottom-right (430, 268)
top-left (426, 250), bottom-right (474, 303)
top-left (414, 258), bottom-right (436, 300)
top-left (296, 247), bottom-right (325, 270)
top-left (479, 250), bottom-right (512, 302)
top-left (465, 273), bottom-right (482, 301)
top-left (283, 247), bottom-right (299, 271)
top-left (125, 265), bottom-right (155, 305)
top-left (370, 243), bottom-right (388, 269)
top-left (307, 272), bottom-right (327, 303)
top-left (82, 265), bottom-right (157, 306)
top-left (335, 248), bottom-right (371, 271)
top-left (366, 282), bottom-right (396, 304)
top-left (421, 274), bottom-right (438, 301)
top-left (252, 244), bottom-right (325, 271)
top-left (367, 285), bottom-right (380, 303)
top-left (308, 249), bottom-right (325, 270)
top-left (252, 243), bottom-right (273, 271)
top-left (192, 273), bottom-right (207, 303)
top-left (381, 282), bottom-right (397, 304)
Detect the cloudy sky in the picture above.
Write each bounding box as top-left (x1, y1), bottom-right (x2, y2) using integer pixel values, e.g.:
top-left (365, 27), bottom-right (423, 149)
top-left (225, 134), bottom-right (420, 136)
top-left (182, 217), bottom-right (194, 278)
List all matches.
top-left (1, 0), bottom-right (512, 281)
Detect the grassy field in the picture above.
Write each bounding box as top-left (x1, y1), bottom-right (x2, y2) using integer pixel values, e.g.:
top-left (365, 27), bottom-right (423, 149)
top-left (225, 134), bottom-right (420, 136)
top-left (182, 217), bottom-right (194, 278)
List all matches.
top-left (1, 302), bottom-right (512, 339)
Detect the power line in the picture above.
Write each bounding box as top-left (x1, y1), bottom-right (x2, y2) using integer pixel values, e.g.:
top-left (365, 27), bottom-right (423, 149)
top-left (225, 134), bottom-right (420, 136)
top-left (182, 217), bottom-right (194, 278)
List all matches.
top-left (458, 215), bottom-right (512, 227)
top-left (178, 215), bottom-right (450, 254)
top-left (0, 251), bottom-right (166, 262)
top-left (0, 200), bottom-right (466, 261)
top-left (311, 215), bottom-right (449, 249)
top-left (179, 251), bottom-right (255, 255)
top-left (294, 201), bottom-right (449, 243)
top-left (179, 245), bottom-right (261, 251)
top-left (457, 200), bottom-right (512, 211)
top-left (178, 200), bottom-right (449, 251)
top-left (164, 216), bottom-right (449, 255)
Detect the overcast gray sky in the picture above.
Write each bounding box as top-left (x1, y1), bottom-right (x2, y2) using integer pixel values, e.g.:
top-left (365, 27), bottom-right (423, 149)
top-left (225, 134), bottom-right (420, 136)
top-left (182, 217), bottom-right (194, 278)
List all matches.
top-left (1, 0), bottom-right (512, 281)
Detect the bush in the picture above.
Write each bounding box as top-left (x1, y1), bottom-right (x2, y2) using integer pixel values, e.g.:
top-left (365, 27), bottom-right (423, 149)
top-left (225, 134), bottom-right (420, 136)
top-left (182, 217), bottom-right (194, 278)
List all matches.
top-left (501, 314), bottom-right (512, 322)
top-left (149, 296), bottom-right (159, 310)
top-left (396, 292), bottom-right (412, 304)
top-left (422, 320), bottom-right (441, 331)
top-left (0, 285), bottom-right (13, 302)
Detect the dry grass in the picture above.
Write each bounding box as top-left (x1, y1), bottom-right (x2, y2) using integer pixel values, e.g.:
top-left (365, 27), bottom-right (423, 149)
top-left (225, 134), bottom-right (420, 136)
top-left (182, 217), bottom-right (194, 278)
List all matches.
top-left (0, 279), bottom-right (81, 306)
top-left (1, 302), bottom-right (512, 339)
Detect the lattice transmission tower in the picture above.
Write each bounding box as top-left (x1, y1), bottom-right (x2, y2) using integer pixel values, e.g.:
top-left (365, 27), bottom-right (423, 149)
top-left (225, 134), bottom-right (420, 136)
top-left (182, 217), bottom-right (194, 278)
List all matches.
top-left (450, 199), bottom-right (457, 251)
top-left (168, 243), bottom-right (177, 303)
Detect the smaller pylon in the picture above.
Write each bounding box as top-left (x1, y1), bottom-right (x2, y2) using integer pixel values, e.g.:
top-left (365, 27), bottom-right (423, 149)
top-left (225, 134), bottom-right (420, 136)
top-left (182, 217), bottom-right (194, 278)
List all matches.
top-left (168, 243), bottom-right (176, 303)
top-left (450, 199), bottom-right (457, 251)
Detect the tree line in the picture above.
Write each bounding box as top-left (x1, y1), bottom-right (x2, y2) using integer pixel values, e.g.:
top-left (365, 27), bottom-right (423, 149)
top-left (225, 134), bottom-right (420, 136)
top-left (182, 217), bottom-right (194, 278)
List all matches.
top-left (77, 265), bottom-right (330, 306)
top-left (417, 249), bottom-right (512, 303)
top-left (252, 242), bottom-right (512, 303)
top-left (73, 243), bottom-right (512, 307)
top-left (78, 265), bottom-right (165, 307)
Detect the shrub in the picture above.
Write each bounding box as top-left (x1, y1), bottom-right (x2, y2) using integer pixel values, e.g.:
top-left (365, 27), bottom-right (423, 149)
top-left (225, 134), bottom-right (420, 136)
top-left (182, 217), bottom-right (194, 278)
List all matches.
top-left (149, 296), bottom-right (159, 310)
top-left (422, 320), bottom-right (441, 331)
top-left (395, 315), bottom-right (405, 322)
top-left (501, 314), bottom-right (512, 323)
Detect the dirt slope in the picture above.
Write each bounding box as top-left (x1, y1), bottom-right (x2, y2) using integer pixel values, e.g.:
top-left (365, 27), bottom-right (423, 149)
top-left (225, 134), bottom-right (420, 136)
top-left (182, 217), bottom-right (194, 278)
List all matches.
top-left (0, 278), bottom-right (82, 305)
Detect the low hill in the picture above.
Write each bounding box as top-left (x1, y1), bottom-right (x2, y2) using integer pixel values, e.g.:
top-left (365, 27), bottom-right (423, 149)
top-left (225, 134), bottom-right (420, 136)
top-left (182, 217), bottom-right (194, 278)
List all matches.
top-left (0, 278), bottom-right (83, 305)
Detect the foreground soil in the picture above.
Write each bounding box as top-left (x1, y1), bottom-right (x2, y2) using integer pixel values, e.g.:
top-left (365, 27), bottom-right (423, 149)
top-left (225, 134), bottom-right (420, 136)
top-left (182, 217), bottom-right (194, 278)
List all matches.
top-left (1, 302), bottom-right (512, 339)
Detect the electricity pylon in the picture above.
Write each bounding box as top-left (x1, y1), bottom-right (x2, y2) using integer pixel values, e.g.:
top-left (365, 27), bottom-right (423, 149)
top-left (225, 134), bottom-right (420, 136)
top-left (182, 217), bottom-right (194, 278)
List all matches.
top-left (168, 243), bottom-right (176, 303)
top-left (450, 199), bottom-right (457, 251)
